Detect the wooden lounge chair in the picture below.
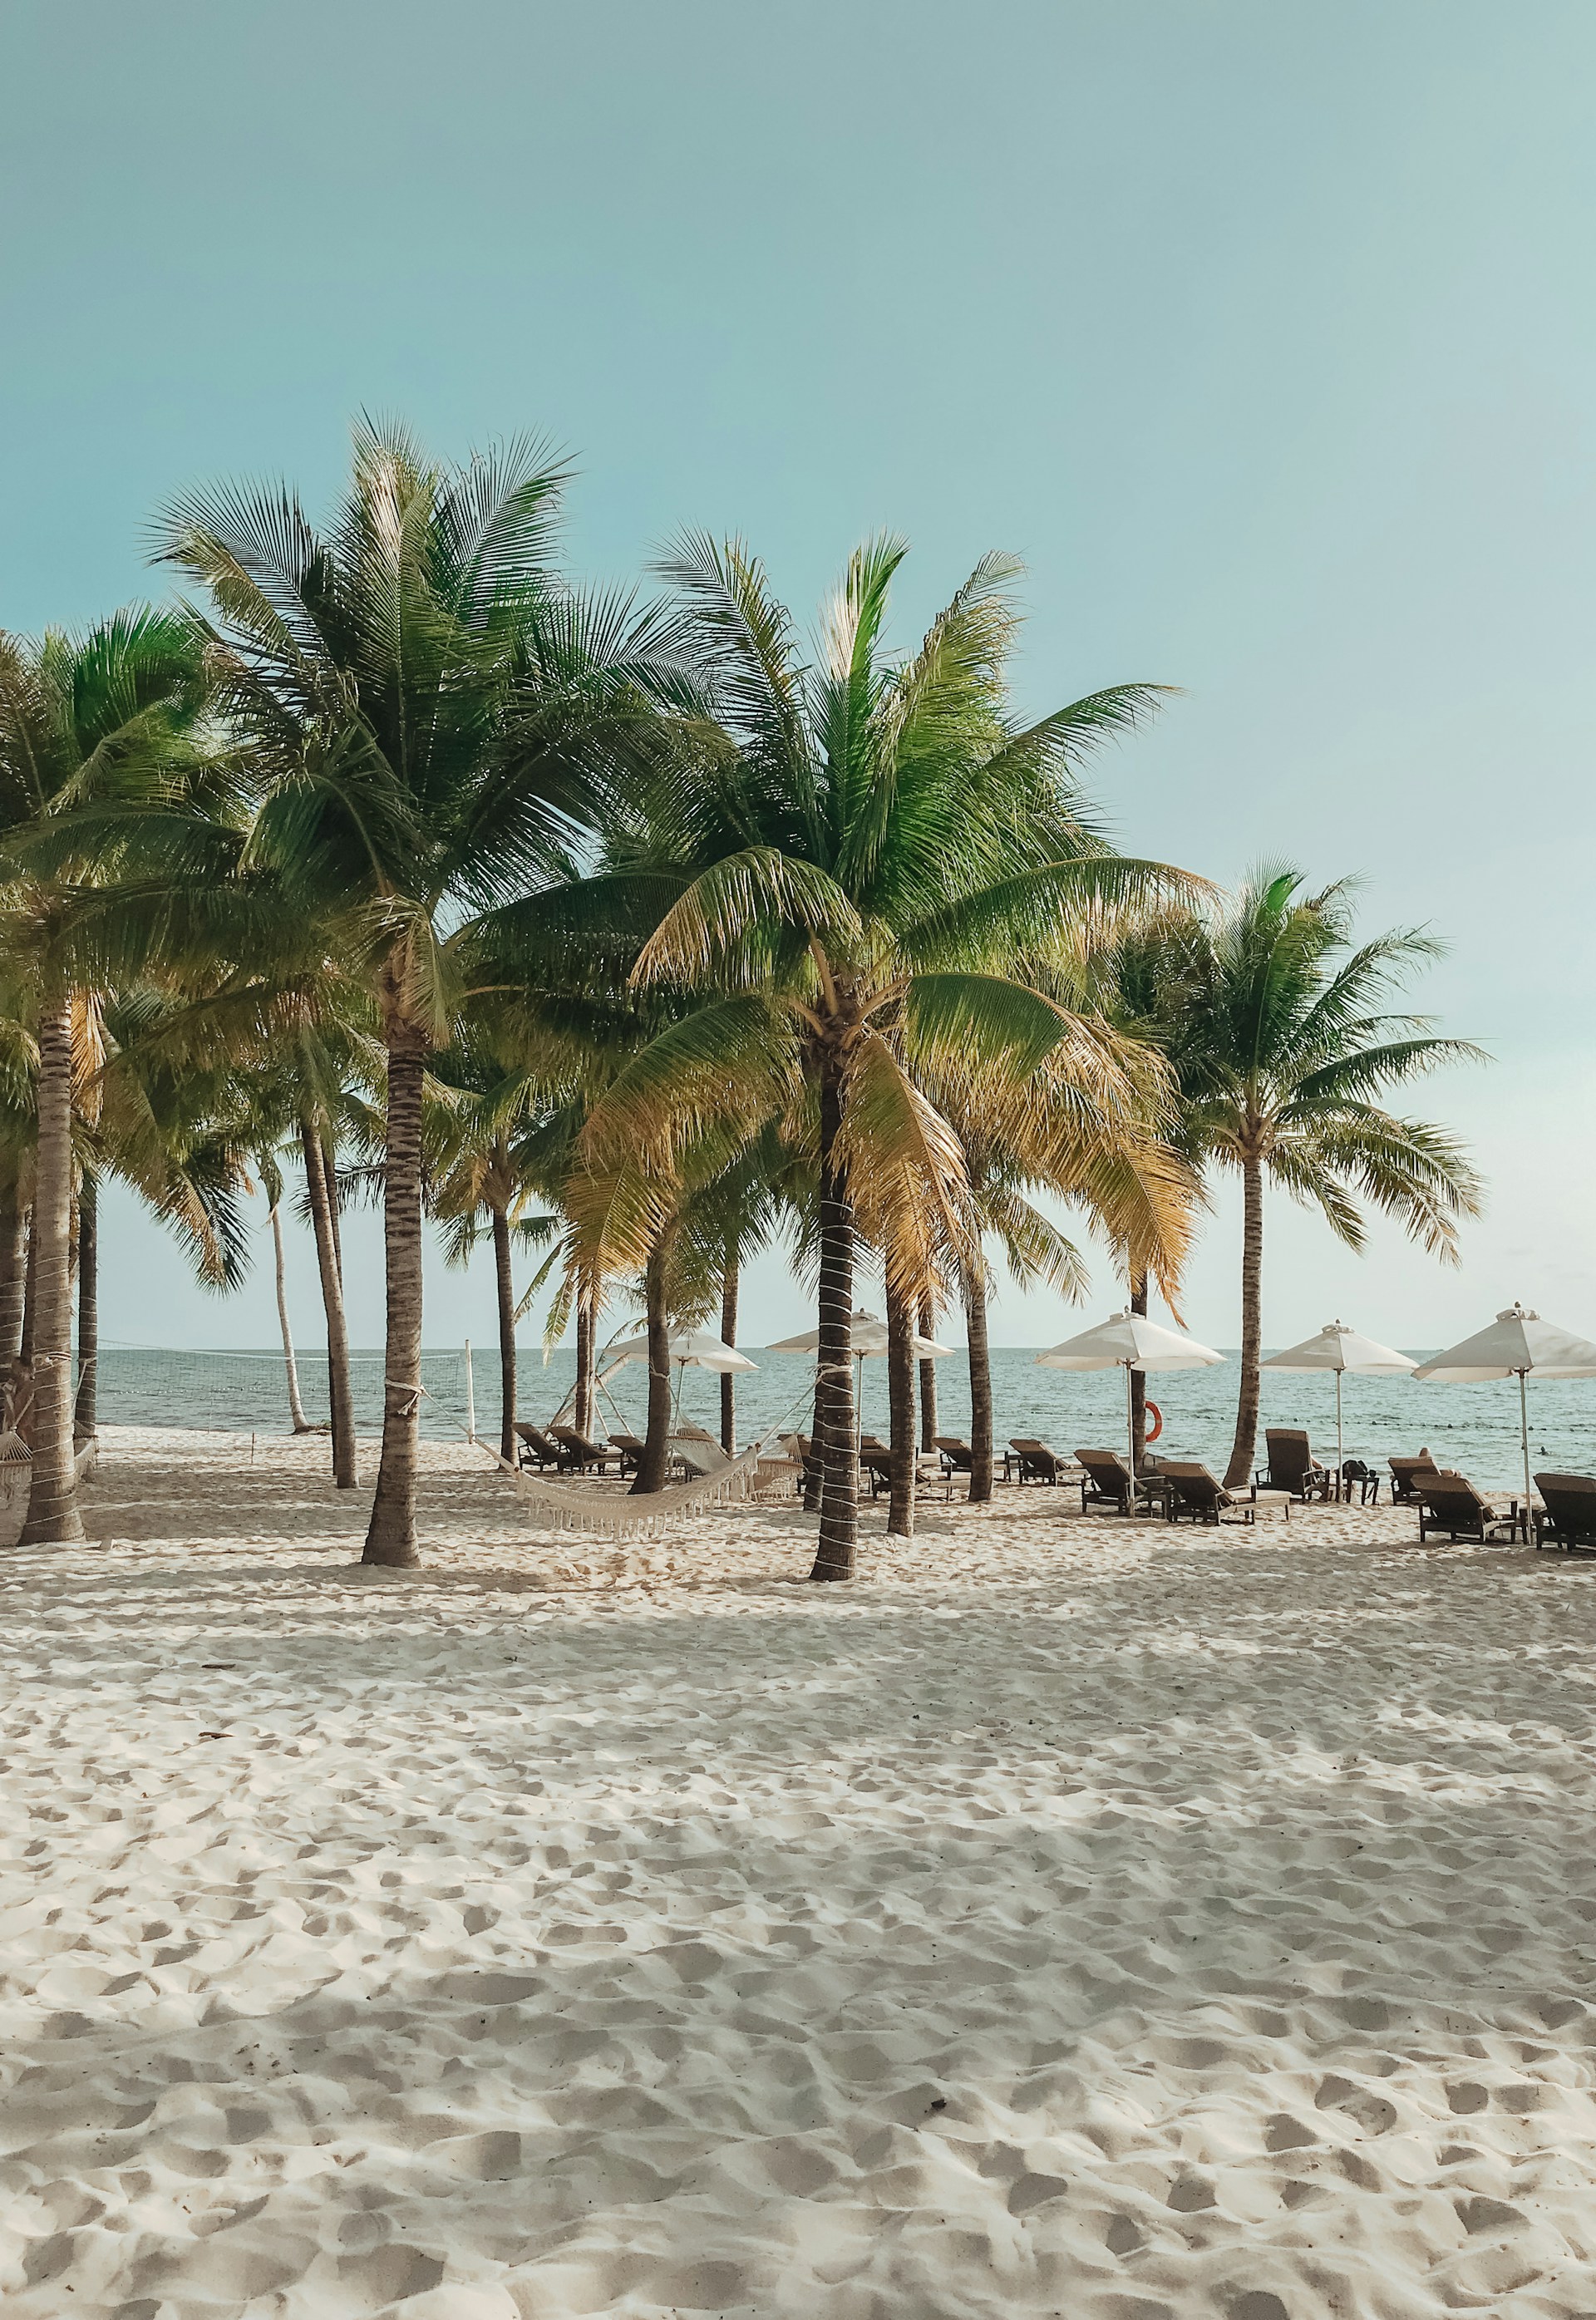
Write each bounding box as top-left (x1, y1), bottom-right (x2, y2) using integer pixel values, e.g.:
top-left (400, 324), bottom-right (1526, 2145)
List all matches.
top-left (550, 1426), bottom-right (614, 1474)
top-left (935, 1436), bottom-right (976, 1485)
top-left (1255, 1427), bottom-right (1332, 1501)
top-left (513, 1422), bottom-right (564, 1471)
top-left (860, 1445), bottom-right (894, 1496)
top-left (1007, 1436), bottom-right (1067, 1485)
top-left (1389, 1453), bottom-right (1440, 1505)
top-left (1416, 1470), bottom-right (1520, 1544)
top-left (1075, 1447), bottom-right (1159, 1517)
top-left (1162, 1460), bottom-right (1254, 1525)
top-left (607, 1431), bottom-right (647, 1477)
top-left (1532, 1472), bottom-right (1596, 1556)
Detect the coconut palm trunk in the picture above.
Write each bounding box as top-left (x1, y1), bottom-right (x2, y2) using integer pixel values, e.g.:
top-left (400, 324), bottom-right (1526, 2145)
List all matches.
top-left (301, 1121), bottom-right (357, 1488)
top-left (1129, 1270), bottom-right (1149, 1471)
top-left (73, 1175), bottom-right (97, 1442)
top-left (20, 1208), bottom-right (38, 1368)
top-left (492, 1205), bottom-right (517, 1464)
top-left (20, 997), bottom-right (84, 1544)
top-left (574, 1285), bottom-right (596, 1439)
top-left (1224, 1153), bottom-right (1264, 1488)
top-left (965, 1263), bottom-right (994, 1504)
top-left (810, 1072), bottom-right (858, 1580)
top-left (270, 1201), bottom-right (313, 1434)
top-left (631, 1234), bottom-right (673, 1494)
top-left (917, 1293), bottom-right (939, 1453)
top-left (363, 1032), bottom-right (427, 1568)
top-left (719, 1256), bottom-right (738, 1455)
top-left (886, 1280), bottom-right (916, 1538)
top-left (0, 1186), bottom-right (26, 1363)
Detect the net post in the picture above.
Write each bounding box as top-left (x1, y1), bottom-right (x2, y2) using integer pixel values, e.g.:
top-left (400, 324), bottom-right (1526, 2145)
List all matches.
top-left (465, 1341), bottom-right (475, 1444)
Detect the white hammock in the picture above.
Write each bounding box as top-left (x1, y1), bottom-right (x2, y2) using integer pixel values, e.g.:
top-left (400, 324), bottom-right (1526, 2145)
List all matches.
top-left (475, 1436), bottom-right (778, 1539)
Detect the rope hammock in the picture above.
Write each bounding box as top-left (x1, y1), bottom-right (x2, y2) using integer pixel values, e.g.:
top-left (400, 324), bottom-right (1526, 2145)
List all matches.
top-left (474, 1436), bottom-right (776, 1538)
top-left (458, 1357), bottom-right (821, 1539)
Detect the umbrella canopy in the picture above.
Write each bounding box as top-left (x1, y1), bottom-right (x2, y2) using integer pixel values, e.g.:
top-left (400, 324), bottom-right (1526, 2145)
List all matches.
top-left (1411, 1306), bottom-right (1596, 1382)
top-left (1412, 1305), bottom-right (1596, 1514)
top-left (1037, 1309), bottom-right (1223, 1374)
top-left (1036, 1310), bottom-right (1223, 1488)
top-left (605, 1328), bottom-right (757, 1373)
top-left (1263, 1321), bottom-right (1416, 1376)
top-left (1262, 1319), bottom-right (1416, 1474)
top-left (768, 1308), bottom-right (952, 1361)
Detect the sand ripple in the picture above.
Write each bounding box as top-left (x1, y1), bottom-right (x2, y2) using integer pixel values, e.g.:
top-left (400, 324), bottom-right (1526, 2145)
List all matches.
top-left (1, 1430), bottom-right (1594, 2316)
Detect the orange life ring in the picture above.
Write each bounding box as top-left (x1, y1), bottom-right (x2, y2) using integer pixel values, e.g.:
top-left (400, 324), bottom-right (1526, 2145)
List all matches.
top-left (1145, 1400), bottom-right (1164, 1444)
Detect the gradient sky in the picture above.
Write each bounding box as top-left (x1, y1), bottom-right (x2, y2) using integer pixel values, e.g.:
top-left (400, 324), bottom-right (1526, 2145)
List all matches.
top-left (4, 1), bottom-right (1593, 1352)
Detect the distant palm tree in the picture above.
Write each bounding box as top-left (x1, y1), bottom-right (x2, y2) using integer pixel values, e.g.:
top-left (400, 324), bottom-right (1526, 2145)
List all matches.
top-left (1160, 868), bottom-right (1485, 1486)
top-left (159, 421), bottom-right (679, 1564)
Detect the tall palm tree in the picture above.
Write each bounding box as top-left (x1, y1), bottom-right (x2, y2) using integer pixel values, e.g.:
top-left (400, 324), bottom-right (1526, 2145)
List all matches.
top-left (1157, 868), bottom-right (1485, 1486)
top-left (0, 608), bottom-right (208, 1543)
top-left (159, 420), bottom-right (680, 1565)
top-left (578, 536), bottom-right (1189, 1578)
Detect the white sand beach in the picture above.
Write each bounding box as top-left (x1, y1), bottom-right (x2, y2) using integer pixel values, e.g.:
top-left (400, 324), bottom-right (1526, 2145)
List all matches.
top-left (3, 1429), bottom-right (1596, 2318)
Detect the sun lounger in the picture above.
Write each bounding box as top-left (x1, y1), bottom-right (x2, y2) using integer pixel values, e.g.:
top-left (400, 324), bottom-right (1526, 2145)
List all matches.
top-left (1075, 1447), bottom-right (1159, 1517)
top-left (1161, 1460), bottom-right (1255, 1525)
top-left (860, 1446), bottom-right (894, 1495)
top-left (1415, 1470), bottom-right (1520, 1544)
top-left (1532, 1472), bottom-right (1596, 1555)
top-left (550, 1426), bottom-right (614, 1474)
top-left (1007, 1436), bottom-right (1068, 1485)
top-left (1388, 1453), bottom-right (1440, 1505)
top-left (513, 1422), bottom-right (564, 1471)
top-left (933, 1437), bottom-right (976, 1499)
top-left (607, 1431), bottom-right (647, 1477)
top-left (1254, 1428), bottom-right (1332, 1501)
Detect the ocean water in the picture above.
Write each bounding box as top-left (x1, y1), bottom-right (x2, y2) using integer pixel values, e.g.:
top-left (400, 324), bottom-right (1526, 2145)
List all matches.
top-left (91, 1342), bottom-right (1596, 1488)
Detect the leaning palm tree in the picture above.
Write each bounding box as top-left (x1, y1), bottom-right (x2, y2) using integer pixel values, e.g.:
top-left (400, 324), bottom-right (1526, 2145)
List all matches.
top-left (577, 536), bottom-right (1190, 1578)
top-left (0, 608), bottom-right (208, 1544)
top-left (158, 420), bottom-right (682, 1564)
top-left (1161, 868), bottom-right (1485, 1485)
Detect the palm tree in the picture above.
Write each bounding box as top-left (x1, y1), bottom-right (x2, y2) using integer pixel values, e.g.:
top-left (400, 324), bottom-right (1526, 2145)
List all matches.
top-left (159, 420), bottom-right (681, 1565)
top-left (579, 536), bottom-right (1188, 1578)
top-left (1157, 868), bottom-right (1485, 1486)
top-left (0, 608), bottom-right (208, 1543)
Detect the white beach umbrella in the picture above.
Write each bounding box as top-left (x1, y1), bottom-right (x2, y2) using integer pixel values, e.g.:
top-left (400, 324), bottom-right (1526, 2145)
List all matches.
top-left (768, 1308), bottom-right (952, 1362)
top-left (1036, 1309), bottom-right (1224, 1480)
top-left (768, 1309), bottom-right (953, 1451)
top-left (605, 1327), bottom-right (757, 1374)
top-left (1412, 1304), bottom-right (1596, 1511)
top-left (1262, 1319), bottom-right (1416, 1473)
top-left (602, 1327), bottom-right (758, 1429)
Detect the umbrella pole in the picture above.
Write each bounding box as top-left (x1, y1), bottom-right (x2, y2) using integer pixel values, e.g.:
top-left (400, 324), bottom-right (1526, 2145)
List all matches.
top-left (1520, 1368), bottom-right (1531, 1524)
top-left (672, 1362), bottom-right (683, 1431)
top-left (1336, 1369), bottom-right (1343, 1484)
top-left (1125, 1362), bottom-right (1136, 1510)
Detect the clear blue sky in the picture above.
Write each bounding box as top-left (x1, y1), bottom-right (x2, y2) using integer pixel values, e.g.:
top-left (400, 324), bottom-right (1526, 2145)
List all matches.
top-left (4, 1), bottom-right (1593, 1351)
